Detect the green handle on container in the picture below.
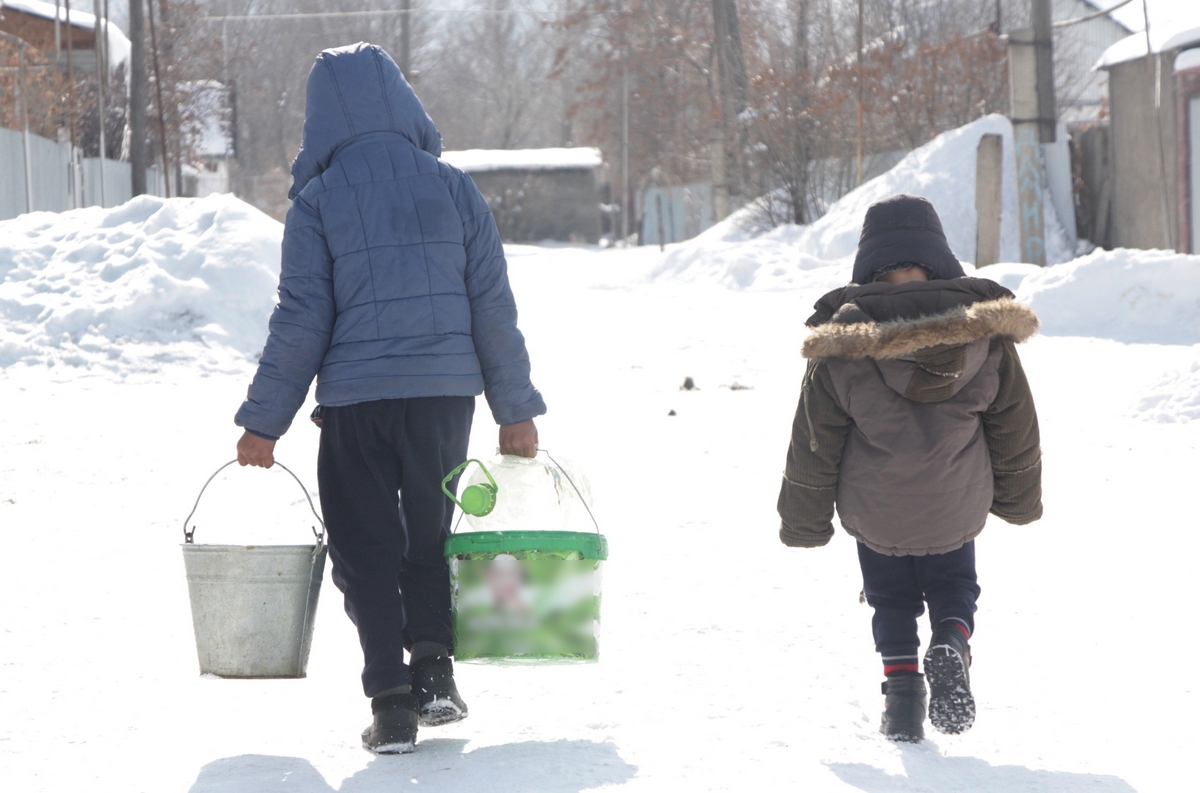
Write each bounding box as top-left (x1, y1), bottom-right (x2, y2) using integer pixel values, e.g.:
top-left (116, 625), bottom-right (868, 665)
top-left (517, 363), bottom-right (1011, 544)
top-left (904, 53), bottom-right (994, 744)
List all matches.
top-left (442, 459), bottom-right (498, 517)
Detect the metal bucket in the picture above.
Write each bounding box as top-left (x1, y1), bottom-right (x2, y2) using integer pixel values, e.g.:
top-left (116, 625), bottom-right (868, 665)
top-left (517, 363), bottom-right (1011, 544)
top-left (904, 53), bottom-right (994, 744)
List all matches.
top-left (180, 461), bottom-right (326, 678)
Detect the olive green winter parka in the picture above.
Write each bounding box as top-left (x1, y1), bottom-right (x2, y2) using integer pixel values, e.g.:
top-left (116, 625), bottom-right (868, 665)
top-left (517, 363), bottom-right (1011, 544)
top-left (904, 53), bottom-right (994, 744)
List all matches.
top-left (777, 278), bottom-right (1043, 556)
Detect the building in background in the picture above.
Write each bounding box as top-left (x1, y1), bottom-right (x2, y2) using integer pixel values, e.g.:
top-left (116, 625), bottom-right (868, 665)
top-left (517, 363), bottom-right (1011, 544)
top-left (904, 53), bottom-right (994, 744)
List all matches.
top-left (1097, 22), bottom-right (1200, 253)
top-left (0, 0), bottom-right (130, 75)
top-left (441, 148), bottom-right (605, 244)
top-left (1044, 0), bottom-right (1133, 125)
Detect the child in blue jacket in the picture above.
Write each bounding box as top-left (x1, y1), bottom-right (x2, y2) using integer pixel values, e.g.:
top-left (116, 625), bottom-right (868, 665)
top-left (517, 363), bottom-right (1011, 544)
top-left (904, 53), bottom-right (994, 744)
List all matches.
top-left (234, 42), bottom-right (545, 754)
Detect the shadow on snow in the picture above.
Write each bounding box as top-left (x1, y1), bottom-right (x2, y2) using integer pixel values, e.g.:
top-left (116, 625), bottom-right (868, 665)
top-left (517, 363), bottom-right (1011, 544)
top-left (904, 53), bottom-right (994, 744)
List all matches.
top-left (827, 746), bottom-right (1136, 792)
top-left (188, 738), bottom-right (637, 792)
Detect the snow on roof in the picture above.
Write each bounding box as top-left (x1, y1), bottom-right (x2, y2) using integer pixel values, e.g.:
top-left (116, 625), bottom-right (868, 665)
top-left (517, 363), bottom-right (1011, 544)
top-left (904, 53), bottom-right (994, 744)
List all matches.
top-left (1175, 47), bottom-right (1200, 73)
top-left (0, 0), bottom-right (131, 71)
top-left (1096, 21), bottom-right (1200, 69)
top-left (441, 147), bottom-right (603, 173)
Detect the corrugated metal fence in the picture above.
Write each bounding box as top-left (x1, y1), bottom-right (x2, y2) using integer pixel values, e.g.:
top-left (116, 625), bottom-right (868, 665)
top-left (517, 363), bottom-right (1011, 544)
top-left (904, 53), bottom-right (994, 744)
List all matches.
top-left (1, 127), bottom-right (166, 221)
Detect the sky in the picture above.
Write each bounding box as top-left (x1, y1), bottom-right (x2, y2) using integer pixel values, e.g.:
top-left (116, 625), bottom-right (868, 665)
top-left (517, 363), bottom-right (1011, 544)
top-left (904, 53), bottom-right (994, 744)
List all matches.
top-left (1102, 0), bottom-right (1200, 34)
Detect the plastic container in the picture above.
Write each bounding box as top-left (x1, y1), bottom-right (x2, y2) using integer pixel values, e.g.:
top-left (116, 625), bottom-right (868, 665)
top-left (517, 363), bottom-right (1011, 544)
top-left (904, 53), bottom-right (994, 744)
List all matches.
top-left (180, 461), bottom-right (326, 678)
top-left (444, 453), bottom-right (607, 663)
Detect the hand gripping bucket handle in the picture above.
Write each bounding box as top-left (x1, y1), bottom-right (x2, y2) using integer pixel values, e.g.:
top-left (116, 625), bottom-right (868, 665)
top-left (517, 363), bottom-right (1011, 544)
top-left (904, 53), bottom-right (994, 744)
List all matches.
top-left (182, 459), bottom-right (326, 547)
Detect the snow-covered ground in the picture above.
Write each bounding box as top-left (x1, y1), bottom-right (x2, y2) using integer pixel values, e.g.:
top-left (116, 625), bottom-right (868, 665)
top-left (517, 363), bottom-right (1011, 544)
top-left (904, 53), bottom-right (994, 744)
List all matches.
top-left (3, 145), bottom-right (1199, 790)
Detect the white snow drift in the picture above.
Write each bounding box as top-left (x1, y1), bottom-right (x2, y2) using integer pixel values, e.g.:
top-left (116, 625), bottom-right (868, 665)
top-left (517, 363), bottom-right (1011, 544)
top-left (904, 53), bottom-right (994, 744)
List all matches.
top-left (654, 114), bottom-right (1075, 291)
top-left (0, 194), bottom-right (281, 373)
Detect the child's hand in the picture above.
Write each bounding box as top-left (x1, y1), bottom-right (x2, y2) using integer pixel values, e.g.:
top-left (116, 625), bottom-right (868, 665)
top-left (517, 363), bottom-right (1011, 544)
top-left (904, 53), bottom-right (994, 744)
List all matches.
top-left (499, 420), bottom-right (539, 458)
top-left (236, 430), bottom-right (276, 468)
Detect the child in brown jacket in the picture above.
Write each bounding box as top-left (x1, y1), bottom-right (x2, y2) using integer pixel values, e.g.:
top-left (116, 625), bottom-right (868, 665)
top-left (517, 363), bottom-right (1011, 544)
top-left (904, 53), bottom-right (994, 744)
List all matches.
top-left (777, 194), bottom-right (1042, 742)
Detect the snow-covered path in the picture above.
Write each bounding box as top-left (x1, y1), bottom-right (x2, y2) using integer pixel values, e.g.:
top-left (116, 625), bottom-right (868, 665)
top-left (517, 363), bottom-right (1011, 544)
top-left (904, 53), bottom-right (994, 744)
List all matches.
top-left (2, 239), bottom-right (1196, 791)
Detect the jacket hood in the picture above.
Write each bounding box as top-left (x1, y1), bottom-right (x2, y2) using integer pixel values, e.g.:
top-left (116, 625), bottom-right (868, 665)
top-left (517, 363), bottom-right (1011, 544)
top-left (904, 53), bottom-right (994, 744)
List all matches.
top-left (802, 278), bottom-right (1039, 403)
top-left (851, 194), bottom-right (965, 284)
top-left (289, 42), bottom-right (442, 200)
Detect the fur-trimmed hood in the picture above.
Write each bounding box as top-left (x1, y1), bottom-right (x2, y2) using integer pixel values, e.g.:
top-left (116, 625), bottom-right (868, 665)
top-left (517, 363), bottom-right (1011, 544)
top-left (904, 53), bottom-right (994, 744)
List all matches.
top-left (802, 278), bottom-right (1039, 361)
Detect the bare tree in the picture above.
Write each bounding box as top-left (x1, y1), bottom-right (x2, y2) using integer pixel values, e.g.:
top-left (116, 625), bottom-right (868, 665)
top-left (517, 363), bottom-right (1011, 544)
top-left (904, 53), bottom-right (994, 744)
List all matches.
top-left (420, 0), bottom-right (566, 150)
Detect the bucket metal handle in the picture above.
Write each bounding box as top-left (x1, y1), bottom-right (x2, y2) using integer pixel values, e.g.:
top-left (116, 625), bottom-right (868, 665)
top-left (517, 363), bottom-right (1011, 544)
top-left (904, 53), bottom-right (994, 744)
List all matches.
top-left (450, 449), bottom-right (601, 535)
top-left (182, 459), bottom-right (326, 545)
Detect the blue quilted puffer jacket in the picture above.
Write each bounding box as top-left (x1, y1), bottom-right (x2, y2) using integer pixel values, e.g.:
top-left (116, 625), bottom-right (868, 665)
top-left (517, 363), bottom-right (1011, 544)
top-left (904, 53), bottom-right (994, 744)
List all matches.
top-left (235, 43), bottom-right (546, 439)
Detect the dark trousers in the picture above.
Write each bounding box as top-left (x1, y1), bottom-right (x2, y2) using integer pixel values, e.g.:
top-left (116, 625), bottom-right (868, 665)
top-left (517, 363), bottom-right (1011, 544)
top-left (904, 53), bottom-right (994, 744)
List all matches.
top-left (857, 541), bottom-right (981, 662)
top-left (317, 396), bottom-right (474, 697)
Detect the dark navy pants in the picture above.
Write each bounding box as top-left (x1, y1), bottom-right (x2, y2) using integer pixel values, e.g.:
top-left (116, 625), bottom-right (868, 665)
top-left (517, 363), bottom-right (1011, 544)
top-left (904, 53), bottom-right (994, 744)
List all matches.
top-left (317, 397), bottom-right (474, 697)
top-left (857, 541), bottom-right (981, 662)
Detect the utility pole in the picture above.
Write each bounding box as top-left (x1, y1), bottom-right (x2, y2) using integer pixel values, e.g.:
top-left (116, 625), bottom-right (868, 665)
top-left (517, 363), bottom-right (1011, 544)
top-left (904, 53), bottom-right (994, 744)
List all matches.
top-left (65, 0), bottom-right (80, 208)
top-left (221, 17), bottom-right (232, 192)
top-left (93, 0), bottom-right (108, 206)
top-left (711, 0), bottom-right (749, 218)
top-left (147, 0), bottom-right (171, 197)
top-left (1007, 0), bottom-right (1056, 264)
top-left (621, 48), bottom-right (630, 243)
top-left (129, 0), bottom-right (148, 195)
top-left (791, 0), bottom-right (811, 224)
top-left (158, 0), bottom-right (182, 196)
top-left (399, 0), bottom-right (412, 76)
top-left (1031, 0), bottom-right (1056, 143)
top-left (855, 0), bottom-right (864, 186)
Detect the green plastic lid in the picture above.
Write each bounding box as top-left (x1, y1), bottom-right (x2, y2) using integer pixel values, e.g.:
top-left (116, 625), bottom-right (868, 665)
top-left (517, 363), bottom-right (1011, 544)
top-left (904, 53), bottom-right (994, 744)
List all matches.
top-left (445, 530), bottom-right (608, 561)
top-left (459, 483), bottom-right (496, 517)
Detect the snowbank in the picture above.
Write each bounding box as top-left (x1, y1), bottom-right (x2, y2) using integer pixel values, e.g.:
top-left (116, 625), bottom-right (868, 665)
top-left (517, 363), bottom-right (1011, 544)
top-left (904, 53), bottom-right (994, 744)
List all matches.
top-left (792, 115), bottom-right (1073, 266)
top-left (651, 115), bottom-right (1074, 292)
top-left (0, 194), bottom-right (282, 373)
top-left (648, 223), bottom-right (849, 293)
top-left (1008, 248), bottom-right (1200, 345)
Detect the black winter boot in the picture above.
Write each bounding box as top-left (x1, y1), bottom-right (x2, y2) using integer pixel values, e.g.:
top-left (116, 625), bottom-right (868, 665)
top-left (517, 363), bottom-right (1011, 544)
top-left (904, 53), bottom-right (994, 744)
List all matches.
top-left (880, 673), bottom-right (927, 743)
top-left (411, 654), bottom-right (469, 727)
top-left (362, 692), bottom-right (419, 754)
top-left (924, 622), bottom-right (975, 735)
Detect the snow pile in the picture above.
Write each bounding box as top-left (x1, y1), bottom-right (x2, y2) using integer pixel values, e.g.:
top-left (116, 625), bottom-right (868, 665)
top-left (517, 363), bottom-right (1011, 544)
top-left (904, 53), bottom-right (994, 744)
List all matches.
top-left (0, 194), bottom-right (282, 373)
top-left (648, 222), bottom-right (848, 293)
top-left (651, 115), bottom-right (1074, 291)
top-left (1008, 248), bottom-right (1200, 345)
top-left (794, 114), bottom-right (1073, 266)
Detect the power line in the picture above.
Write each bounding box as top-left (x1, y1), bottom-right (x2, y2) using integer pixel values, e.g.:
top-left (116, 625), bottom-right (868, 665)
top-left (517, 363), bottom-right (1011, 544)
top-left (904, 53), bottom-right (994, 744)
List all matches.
top-left (1052, 0), bottom-right (1136, 30)
top-left (203, 8), bottom-right (568, 23)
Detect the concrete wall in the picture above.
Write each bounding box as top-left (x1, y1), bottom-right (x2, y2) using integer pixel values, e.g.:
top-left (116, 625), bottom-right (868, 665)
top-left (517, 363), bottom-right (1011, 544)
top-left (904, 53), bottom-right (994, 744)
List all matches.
top-left (466, 168), bottom-right (602, 244)
top-left (1106, 55), bottom-right (1179, 251)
